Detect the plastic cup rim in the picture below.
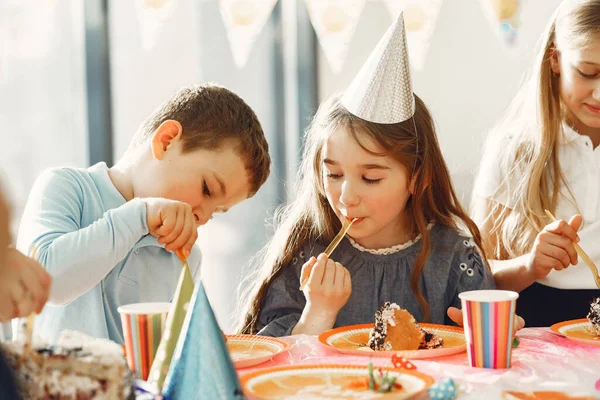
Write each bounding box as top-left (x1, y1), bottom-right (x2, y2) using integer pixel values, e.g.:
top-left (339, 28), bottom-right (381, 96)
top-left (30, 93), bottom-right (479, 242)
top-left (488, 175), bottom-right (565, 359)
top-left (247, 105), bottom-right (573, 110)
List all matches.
top-left (459, 289), bottom-right (519, 302)
top-left (117, 302), bottom-right (171, 315)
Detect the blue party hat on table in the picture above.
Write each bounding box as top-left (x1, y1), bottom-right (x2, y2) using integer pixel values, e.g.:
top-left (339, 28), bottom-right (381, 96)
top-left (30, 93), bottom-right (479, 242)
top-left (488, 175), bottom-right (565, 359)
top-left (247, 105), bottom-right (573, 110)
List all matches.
top-left (162, 282), bottom-right (243, 400)
top-left (428, 378), bottom-right (457, 400)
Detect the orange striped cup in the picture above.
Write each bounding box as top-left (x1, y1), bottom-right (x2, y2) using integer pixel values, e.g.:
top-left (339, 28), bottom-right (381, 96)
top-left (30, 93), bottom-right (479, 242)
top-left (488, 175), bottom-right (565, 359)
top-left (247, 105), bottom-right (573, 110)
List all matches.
top-left (459, 290), bottom-right (519, 369)
top-left (118, 302), bottom-right (171, 380)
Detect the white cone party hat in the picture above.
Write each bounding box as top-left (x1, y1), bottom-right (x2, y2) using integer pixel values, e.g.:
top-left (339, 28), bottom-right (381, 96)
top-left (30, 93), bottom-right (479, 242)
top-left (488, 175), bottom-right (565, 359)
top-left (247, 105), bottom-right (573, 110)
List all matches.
top-left (341, 12), bottom-right (415, 124)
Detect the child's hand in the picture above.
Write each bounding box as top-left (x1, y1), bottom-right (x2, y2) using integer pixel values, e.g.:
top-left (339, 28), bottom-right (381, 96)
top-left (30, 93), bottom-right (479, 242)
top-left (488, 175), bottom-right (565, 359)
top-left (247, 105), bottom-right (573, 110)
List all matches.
top-left (0, 247), bottom-right (52, 322)
top-left (143, 198), bottom-right (198, 257)
top-left (527, 215), bottom-right (582, 280)
top-left (446, 306), bottom-right (525, 332)
top-left (300, 253), bottom-right (352, 318)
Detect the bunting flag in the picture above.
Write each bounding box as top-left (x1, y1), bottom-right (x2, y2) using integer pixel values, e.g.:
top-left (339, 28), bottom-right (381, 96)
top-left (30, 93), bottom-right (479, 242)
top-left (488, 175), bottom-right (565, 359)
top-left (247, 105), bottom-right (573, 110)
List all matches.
top-left (219, 0), bottom-right (278, 68)
top-left (383, 0), bottom-right (444, 70)
top-left (304, 0), bottom-right (366, 74)
top-left (1, 0), bottom-right (57, 60)
top-left (479, 0), bottom-right (523, 49)
top-left (0, 0), bottom-right (59, 85)
top-left (134, 0), bottom-right (176, 50)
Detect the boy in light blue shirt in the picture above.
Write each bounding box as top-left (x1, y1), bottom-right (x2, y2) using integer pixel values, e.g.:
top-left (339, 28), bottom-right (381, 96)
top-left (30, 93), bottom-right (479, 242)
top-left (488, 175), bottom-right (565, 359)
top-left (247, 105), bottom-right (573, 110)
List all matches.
top-left (16, 84), bottom-right (271, 344)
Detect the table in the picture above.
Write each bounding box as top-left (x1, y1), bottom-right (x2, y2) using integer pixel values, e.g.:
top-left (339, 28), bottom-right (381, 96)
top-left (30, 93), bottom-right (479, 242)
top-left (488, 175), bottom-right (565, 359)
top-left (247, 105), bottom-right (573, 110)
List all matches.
top-left (238, 329), bottom-right (600, 399)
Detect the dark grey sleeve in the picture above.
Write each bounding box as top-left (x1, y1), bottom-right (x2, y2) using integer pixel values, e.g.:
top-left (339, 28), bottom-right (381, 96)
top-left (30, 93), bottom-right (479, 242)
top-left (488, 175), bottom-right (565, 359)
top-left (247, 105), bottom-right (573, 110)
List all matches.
top-left (256, 250), bottom-right (309, 337)
top-left (445, 238), bottom-right (496, 322)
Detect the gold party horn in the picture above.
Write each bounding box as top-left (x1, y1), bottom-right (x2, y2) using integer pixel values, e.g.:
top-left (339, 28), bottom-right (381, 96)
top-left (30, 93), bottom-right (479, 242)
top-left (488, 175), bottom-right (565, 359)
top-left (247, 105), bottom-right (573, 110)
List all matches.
top-left (147, 248), bottom-right (195, 393)
top-left (299, 218), bottom-right (357, 291)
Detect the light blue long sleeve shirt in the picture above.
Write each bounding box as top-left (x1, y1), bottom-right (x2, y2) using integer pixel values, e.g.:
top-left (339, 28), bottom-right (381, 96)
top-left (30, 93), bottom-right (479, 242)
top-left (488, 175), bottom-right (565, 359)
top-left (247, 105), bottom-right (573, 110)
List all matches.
top-left (15, 162), bottom-right (201, 345)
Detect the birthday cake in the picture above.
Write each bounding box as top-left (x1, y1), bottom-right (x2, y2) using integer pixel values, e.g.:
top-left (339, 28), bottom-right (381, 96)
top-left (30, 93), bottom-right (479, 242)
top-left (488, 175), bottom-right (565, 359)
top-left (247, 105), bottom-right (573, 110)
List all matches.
top-left (1, 330), bottom-right (135, 399)
top-left (587, 297), bottom-right (600, 336)
top-left (368, 302), bottom-right (443, 351)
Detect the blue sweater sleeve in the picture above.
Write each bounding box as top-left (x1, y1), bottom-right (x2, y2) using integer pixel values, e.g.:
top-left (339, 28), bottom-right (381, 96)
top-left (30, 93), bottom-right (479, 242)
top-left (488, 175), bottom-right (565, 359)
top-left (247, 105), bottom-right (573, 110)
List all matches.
top-left (16, 169), bottom-right (149, 305)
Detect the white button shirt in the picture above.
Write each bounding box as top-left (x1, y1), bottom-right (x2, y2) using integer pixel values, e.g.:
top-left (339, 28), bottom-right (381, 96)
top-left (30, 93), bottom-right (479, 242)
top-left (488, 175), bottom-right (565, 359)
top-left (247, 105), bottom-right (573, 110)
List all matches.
top-left (474, 123), bottom-right (600, 289)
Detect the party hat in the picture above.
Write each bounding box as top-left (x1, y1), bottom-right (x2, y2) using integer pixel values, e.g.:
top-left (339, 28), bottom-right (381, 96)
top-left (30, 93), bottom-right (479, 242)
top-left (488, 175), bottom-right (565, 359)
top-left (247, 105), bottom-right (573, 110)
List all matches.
top-left (162, 282), bottom-right (243, 400)
top-left (147, 253), bottom-right (195, 393)
top-left (341, 12), bottom-right (415, 124)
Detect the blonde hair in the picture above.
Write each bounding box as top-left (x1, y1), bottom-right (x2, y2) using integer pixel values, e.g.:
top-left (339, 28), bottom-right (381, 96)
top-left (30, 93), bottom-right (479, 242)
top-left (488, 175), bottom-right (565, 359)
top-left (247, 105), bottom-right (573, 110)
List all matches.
top-left (235, 94), bottom-right (487, 334)
top-left (477, 0), bottom-right (600, 259)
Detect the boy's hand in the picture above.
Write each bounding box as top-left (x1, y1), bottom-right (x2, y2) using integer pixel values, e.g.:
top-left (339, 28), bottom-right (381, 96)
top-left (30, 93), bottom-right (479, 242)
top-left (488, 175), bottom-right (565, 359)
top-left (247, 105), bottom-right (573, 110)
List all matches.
top-left (526, 215), bottom-right (582, 280)
top-left (143, 198), bottom-right (198, 257)
top-left (446, 306), bottom-right (525, 332)
top-left (0, 248), bottom-right (52, 322)
top-left (300, 253), bottom-right (352, 319)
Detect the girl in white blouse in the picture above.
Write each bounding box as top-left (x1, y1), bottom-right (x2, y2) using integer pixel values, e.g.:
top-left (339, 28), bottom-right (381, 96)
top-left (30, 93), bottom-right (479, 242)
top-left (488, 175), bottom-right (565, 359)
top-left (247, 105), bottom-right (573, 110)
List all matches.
top-left (472, 0), bottom-right (600, 326)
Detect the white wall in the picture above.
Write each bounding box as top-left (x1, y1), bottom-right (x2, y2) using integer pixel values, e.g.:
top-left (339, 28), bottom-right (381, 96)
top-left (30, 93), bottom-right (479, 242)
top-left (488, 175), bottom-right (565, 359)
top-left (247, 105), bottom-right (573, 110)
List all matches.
top-left (0, 0), bottom-right (88, 231)
top-left (318, 0), bottom-right (562, 204)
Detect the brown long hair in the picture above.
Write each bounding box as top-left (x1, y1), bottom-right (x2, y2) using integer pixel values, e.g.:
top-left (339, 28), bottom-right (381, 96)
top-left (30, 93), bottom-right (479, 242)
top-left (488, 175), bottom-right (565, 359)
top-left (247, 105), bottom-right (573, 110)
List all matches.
top-left (476, 0), bottom-right (600, 259)
top-left (236, 94), bottom-right (486, 334)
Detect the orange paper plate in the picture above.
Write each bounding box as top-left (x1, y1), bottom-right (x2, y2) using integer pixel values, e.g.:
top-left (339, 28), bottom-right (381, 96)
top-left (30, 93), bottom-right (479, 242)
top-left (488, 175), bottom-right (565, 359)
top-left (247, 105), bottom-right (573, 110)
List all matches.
top-left (318, 323), bottom-right (466, 359)
top-left (226, 334), bottom-right (291, 369)
top-left (240, 364), bottom-right (435, 399)
top-left (549, 319), bottom-right (600, 347)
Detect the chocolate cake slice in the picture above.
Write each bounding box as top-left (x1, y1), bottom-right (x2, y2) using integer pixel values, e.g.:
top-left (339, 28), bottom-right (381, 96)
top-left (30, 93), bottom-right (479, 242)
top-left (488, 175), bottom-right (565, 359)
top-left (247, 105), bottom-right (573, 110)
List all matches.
top-left (587, 297), bottom-right (600, 336)
top-left (367, 302), bottom-right (444, 351)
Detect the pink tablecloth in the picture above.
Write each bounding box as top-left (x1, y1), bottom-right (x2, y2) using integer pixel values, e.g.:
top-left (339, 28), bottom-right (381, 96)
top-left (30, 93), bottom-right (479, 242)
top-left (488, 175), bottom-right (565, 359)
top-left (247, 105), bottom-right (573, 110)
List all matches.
top-left (238, 328), bottom-right (600, 399)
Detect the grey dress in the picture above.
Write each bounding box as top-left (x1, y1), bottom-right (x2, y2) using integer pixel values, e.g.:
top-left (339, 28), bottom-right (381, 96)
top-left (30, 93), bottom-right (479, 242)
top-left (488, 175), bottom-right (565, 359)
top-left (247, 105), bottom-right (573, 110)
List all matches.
top-left (257, 224), bottom-right (495, 337)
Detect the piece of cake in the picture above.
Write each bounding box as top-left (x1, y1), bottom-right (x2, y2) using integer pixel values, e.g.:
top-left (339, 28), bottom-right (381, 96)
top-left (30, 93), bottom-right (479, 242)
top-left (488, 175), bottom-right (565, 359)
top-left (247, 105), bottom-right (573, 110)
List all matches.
top-left (1, 330), bottom-right (135, 400)
top-left (587, 297), bottom-right (600, 336)
top-left (420, 329), bottom-right (444, 349)
top-left (367, 302), bottom-right (443, 351)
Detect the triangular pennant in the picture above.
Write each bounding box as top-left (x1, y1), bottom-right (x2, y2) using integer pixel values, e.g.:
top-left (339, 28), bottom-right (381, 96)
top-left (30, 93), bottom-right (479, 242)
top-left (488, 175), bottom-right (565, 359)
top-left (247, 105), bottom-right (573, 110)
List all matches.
top-left (134, 0), bottom-right (176, 51)
top-left (478, 0), bottom-right (524, 49)
top-left (1, 0), bottom-right (57, 60)
top-left (383, 0), bottom-right (444, 70)
top-left (304, 0), bottom-right (366, 74)
top-left (341, 12), bottom-right (415, 124)
top-left (162, 282), bottom-right (243, 400)
top-left (147, 261), bottom-right (195, 393)
top-left (219, 0), bottom-right (278, 68)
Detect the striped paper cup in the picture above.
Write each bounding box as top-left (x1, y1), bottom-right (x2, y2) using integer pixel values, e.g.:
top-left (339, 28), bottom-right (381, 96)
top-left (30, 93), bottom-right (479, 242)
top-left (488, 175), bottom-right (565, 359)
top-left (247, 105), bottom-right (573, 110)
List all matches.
top-left (118, 302), bottom-right (171, 380)
top-left (459, 290), bottom-right (519, 369)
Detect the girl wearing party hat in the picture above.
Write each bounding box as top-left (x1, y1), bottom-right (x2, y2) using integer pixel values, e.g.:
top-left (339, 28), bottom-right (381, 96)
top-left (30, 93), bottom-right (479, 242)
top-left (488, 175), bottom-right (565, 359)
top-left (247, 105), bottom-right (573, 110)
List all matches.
top-left (236, 14), bottom-right (496, 336)
top-left (472, 0), bottom-right (600, 327)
